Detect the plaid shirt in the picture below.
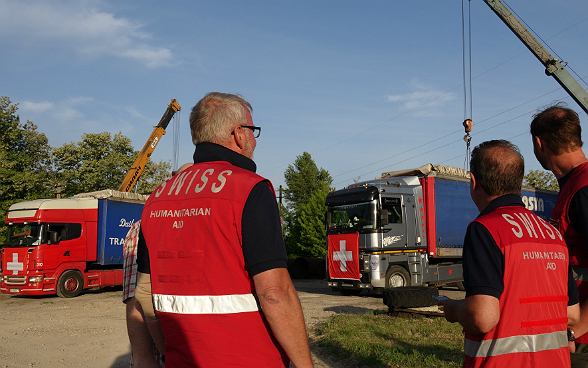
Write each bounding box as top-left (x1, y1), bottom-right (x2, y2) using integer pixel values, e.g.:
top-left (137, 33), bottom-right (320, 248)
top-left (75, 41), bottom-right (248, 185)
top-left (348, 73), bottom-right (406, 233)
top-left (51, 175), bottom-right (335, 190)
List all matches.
top-left (122, 220), bottom-right (141, 302)
top-left (123, 221), bottom-right (165, 367)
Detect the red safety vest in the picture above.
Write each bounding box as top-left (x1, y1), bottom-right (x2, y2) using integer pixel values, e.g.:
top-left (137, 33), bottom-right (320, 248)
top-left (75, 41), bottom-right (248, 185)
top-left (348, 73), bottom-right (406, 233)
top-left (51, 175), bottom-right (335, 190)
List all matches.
top-left (141, 161), bottom-right (288, 368)
top-left (550, 162), bottom-right (588, 344)
top-left (463, 206), bottom-right (570, 368)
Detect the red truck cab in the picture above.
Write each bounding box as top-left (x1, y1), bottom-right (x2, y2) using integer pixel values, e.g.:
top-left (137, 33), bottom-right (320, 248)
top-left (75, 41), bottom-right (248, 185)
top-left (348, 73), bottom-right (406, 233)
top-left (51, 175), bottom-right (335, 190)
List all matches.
top-left (1, 191), bottom-right (146, 297)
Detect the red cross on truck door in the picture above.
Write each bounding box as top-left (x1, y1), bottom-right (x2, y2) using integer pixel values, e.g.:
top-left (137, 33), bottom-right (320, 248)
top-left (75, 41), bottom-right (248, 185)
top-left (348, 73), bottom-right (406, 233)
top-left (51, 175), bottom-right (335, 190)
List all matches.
top-left (328, 233), bottom-right (360, 280)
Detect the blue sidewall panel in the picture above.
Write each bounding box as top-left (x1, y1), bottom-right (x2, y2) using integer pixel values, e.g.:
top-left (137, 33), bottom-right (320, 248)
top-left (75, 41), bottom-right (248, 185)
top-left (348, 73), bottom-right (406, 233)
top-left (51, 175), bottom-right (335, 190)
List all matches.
top-left (521, 189), bottom-right (557, 221)
top-left (97, 200), bottom-right (144, 265)
top-left (434, 178), bottom-right (479, 248)
top-left (434, 178), bottom-right (558, 249)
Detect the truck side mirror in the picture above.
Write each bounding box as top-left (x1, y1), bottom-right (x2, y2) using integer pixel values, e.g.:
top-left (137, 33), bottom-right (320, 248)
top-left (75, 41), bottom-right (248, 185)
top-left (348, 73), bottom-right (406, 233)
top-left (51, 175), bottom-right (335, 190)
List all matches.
top-left (380, 209), bottom-right (389, 226)
top-left (48, 231), bottom-right (59, 244)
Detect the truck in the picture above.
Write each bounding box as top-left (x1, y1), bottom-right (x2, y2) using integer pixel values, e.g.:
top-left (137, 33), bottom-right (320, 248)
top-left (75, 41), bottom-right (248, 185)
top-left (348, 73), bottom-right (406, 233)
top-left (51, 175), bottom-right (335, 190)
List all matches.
top-left (0, 190), bottom-right (148, 298)
top-left (325, 164), bottom-right (557, 297)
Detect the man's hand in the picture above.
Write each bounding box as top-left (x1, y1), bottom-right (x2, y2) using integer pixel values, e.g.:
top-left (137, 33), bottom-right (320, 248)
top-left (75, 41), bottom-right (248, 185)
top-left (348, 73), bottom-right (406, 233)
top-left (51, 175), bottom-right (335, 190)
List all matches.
top-left (439, 295), bottom-right (500, 335)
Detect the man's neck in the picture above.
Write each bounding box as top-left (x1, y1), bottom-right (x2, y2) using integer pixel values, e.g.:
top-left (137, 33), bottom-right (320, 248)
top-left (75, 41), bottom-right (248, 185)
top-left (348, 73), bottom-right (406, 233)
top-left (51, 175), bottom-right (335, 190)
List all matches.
top-left (549, 149), bottom-right (588, 179)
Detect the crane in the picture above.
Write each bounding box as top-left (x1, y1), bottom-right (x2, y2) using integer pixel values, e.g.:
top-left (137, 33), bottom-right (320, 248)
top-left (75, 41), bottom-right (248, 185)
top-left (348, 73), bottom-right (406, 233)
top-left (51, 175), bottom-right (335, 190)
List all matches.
top-left (118, 99), bottom-right (181, 192)
top-left (483, 0), bottom-right (588, 115)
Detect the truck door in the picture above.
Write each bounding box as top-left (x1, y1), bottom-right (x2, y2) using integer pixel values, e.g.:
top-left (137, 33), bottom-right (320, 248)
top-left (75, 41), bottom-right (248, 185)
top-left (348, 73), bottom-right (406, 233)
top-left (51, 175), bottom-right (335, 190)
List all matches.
top-left (43, 223), bottom-right (72, 270)
top-left (402, 195), bottom-right (418, 247)
top-left (381, 197), bottom-right (406, 248)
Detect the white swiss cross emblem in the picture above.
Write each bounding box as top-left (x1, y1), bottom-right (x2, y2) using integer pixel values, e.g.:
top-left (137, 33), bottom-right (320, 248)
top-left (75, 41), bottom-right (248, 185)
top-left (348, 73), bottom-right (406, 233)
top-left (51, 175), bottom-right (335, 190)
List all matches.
top-left (7, 253), bottom-right (24, 275)
top-left (333, 240), bottom-right (353, 272)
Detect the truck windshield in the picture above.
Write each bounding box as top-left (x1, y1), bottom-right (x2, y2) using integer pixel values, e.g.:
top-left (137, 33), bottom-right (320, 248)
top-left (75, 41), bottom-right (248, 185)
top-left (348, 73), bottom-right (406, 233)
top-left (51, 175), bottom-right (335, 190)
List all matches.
top-left (5, 223), bottom-right (43, 247)
top-left (327, 200), bottom-right (377, 234)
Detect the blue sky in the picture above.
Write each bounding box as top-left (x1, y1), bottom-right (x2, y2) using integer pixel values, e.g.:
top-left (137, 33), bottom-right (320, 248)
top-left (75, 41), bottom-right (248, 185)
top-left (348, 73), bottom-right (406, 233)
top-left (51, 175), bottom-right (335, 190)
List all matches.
top-left (2, 0), bottom-right (588, 192)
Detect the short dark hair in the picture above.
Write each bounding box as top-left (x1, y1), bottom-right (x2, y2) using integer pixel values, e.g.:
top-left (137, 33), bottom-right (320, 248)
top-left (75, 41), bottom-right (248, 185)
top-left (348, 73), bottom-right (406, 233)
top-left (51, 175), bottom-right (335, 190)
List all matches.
top-left (470, 140), bottom-right (524, 196)
top-left (530, 103), bottom-right (582, 154)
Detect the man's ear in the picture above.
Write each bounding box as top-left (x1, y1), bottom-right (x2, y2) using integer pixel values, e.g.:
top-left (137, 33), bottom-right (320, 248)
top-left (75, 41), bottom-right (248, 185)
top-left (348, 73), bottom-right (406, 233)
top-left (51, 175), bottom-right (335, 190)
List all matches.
top-left (470, 172), bottom-right (477, 191)
top-left (232, 126), bottom-right (246, 151)
top-left (533, 136), bottom-right (544, 152)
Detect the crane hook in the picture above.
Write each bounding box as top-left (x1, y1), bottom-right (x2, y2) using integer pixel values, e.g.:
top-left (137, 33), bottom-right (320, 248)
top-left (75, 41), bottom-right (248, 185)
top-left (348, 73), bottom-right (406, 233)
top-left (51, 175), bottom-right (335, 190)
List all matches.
top-left (463, 119), bottom-right (473, 144)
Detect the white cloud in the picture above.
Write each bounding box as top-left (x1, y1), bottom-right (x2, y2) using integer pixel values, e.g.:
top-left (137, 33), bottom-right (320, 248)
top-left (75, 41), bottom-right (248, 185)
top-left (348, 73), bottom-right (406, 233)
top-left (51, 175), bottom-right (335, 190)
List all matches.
top-left (20, 101), bottom-right (54, 112)
top-left (17, 97), bottom-right (125, 146)
top-left (68, 97), bottom-right (95, 106)
top-left (20, 99), bottom-right (86, 130)
top-left (54, 106), bottom-right (85, 122)
top-left (386, 79), bottom-right (456, 117)
top-left (124, 105), bottom-right (148, 120)
top-left (0, 0), bottom-right (174, 68)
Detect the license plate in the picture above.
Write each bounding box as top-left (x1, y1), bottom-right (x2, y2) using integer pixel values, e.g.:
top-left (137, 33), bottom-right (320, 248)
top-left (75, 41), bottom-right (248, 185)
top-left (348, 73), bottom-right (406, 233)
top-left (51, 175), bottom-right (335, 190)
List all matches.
top-left (10, 289), bottom-right (19, 293)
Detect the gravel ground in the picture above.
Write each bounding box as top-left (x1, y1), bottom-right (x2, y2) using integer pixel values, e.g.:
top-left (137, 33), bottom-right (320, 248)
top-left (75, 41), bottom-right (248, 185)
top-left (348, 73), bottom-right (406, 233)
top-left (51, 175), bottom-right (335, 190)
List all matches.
top-left (0, 280), bottom-right (464, 368)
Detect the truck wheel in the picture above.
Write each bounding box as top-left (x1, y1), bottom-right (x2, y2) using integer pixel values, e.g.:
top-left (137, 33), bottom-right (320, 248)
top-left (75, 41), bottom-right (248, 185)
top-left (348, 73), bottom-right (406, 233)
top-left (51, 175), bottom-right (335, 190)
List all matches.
top-left (56, 270), bottom-right (84, 298)
top-left (383, 286), bottom-right (439, 308)
top-left (385, 266), bottom-right (411, 288)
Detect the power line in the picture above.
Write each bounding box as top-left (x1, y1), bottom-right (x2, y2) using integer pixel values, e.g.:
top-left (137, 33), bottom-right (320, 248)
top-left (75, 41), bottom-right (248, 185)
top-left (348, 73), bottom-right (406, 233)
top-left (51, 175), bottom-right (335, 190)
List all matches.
top-left (260, 6), bottom-right (588, 187)
top-left (331, 86), bottom-right (565, 187)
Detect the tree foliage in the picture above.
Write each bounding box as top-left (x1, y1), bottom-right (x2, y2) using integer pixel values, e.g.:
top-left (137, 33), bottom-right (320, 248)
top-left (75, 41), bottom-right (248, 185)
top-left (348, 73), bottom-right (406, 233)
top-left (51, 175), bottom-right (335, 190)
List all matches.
top-left (52, 132), bottom-right (136, 197)
top-left (0, 96), bottom-right (172, 242)
top-left (0, 97), bottom-right (53, 241)
top-left (296, 185), bottom-right (331, 257)
top-left (283, 152), bottom-right (332, 258)
top-left (523, 169), bottom-right (559, 191)
top-left (52, 132), bottom-right (172, 197)
top-left (138, 159), bottom-right (173, 194)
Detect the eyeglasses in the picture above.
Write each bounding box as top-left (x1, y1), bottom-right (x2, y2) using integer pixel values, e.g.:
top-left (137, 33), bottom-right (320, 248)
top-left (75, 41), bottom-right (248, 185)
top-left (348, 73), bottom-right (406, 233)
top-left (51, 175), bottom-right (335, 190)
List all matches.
top-left (232, 125), bottom-right (261, 138)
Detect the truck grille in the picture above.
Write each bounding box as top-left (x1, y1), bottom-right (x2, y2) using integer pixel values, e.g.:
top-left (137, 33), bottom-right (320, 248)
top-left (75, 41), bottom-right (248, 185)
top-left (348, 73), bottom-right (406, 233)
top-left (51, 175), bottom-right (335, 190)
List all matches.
top-left (4, 276), bottom-right (27, 285)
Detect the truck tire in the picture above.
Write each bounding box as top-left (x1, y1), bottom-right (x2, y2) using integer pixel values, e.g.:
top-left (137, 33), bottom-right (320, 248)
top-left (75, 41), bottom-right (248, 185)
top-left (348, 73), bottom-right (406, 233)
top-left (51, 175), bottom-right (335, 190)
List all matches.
top-left (385, 265), bottom-right (411, 288)
top-left (383, 286), bottom-right (439, 308)
top-left (56, 270), bottom-right (84, 298)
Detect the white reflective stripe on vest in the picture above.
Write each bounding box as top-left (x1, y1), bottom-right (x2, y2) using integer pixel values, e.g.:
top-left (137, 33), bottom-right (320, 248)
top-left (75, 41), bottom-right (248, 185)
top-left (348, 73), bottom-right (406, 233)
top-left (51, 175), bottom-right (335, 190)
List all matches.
top-left (464, 330), bottom-right (567, 358)
top-left (153, 293), bottom-right (259, 314)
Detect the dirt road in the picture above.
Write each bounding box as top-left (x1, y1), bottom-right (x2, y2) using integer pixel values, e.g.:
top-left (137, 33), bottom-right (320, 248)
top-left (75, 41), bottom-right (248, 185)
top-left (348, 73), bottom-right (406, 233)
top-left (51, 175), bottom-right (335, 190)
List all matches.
top-left (0, 281), bottom-right (463, 368)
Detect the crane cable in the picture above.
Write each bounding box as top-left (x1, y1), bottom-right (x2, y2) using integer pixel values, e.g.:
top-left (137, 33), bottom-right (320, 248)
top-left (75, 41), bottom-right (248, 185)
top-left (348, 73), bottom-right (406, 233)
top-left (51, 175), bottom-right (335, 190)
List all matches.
top-left (462, 0), bottom-right (474, 169)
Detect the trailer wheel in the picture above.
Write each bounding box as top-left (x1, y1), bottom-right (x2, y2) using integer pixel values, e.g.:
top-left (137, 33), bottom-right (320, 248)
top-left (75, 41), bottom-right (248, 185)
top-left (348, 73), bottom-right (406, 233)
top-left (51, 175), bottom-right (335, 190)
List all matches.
top-left (383, 286), bottom-right (439, 308)
top-left (455, 281), bottom-right (466, 291)
top-left (56, 270), bottom-right (84, 298)
top-left (385, 265), bottom-right (411, 288)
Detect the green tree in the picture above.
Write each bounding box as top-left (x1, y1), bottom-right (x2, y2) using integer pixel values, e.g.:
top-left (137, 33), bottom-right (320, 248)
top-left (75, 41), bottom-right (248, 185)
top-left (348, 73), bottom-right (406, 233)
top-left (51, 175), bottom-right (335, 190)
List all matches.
top-left (52, 132), bottom-right (171, 197)
top-left (296, 185), bottom-right (330, 257)
top-left (137, 159), bottom-right (173, 194)
top-left (283, 152), bottom-right (332, 258)
top-left (523, 169), bottom-right (559, 191)
top-left (0, 97), bottom-right (52, 241)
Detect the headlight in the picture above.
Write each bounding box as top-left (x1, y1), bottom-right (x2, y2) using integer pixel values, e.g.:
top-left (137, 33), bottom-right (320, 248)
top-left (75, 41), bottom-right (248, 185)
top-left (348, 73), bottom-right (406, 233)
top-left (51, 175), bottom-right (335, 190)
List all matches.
top-left (28, 276), bottom-right (43, 283)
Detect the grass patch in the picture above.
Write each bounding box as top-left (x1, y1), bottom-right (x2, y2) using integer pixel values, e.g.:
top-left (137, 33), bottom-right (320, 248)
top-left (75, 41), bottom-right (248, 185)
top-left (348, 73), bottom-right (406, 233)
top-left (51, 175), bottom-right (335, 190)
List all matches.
top-left (313, 312), bottom-right (464, 368)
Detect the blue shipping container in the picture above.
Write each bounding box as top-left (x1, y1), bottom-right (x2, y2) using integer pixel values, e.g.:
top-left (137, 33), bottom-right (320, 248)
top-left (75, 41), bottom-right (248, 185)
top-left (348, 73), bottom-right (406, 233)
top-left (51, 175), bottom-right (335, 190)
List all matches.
top-left (96, 199), bottom-right (144, 265)
top-left (434, 177), bottom-right (559, 249)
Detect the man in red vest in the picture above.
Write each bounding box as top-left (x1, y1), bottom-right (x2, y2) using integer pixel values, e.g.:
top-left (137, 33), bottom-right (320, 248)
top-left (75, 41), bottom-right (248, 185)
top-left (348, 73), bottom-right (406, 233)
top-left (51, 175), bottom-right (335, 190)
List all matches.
top-left (440, 139), bottom-right (580, 367)
top-left (124, 163), bottom-right (193, 368)
top-left (135, 92), bottom-right (314, 367)
top-left (531, 104), bottom-right (588, 363)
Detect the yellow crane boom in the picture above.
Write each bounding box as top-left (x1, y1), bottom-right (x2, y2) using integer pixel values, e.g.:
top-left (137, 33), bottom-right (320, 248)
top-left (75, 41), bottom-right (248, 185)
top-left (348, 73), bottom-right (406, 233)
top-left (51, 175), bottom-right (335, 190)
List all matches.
top-left (118, 99), bottom-right (181, 192)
